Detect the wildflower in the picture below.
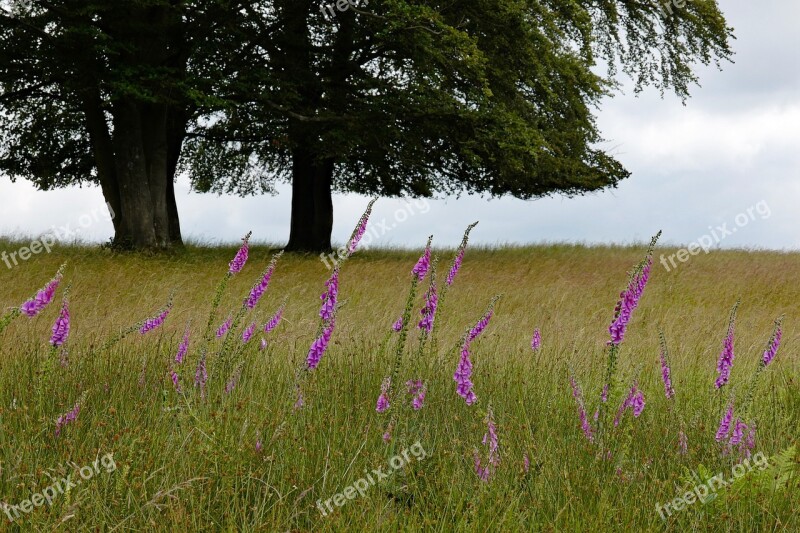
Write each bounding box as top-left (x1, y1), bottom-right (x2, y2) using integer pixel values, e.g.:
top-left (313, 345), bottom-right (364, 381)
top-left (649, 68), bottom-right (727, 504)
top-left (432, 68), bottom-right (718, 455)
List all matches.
top-left (569, 376), bottom-right (594, 442)
top-left (319, 268), bottom-right (339, 322)
top-left (225, 364), bottom-right (243, 394)
top-left (21, 267), bottom-right (64, 317)
top-left (264, 305), bottom-right (284, 334)
top-left (678, 429), bottom-right (688, 455)
top-left (715, 402), bottom-right (734, 442)
top-left (467, 309), bottom-right (493, 342)
top-left (608, 258), bottom-right (653, 345)
top-left (306, 318), bottom-right (335, 370)
top-left (454, 341), bottom-right (477, 405)
top-left (376, 377), bottom-right (391, 413)
top-left (245, 252), bottom-right (282, 309)
top-left (407, 380), bottom-right (426, 410)
top-left (55, 401), bottom-right (81, 437)
top-left (601, 384), bottom-right (608, 403)
top-left (255, 439), bottom-right (263, 452)
top-left (446, 249), bottom-right (464, 287)
top-left (347, 200), bottom-right (376, 255)
top-left (614, 382), bottom-right (645, 426)
top-left (392, 317), bottom-right (403, 332)
top-left (170, 369), bottom-right (181, 393)
top-left (139, 298), bottom-right (173, 334)
top-left (744, 423), bottom-right (757, 457)
top-left (475, 407), bottom-right (500, 481)
top-left (229, 231), bottom-right (251, 274)
top-left (417, 282), bottom-right (438, 333)
top-left (216, 316), bottom-right (232, 338)
top-left (242, 322), bottom-right (256, 343)
top-left (659, 332), bottom-right (675, 399)
top-left (259, 338), bottom-right (267, 350)
top-left (730, 418), bottom-right (747, 447)
top-left (762, 319), bottom-right (783, 367)
top-left (445, 221), bottom-right (477, 287)
top-left (175, 326), bottom-right (190, 364)
top-left (411, 240), bottom-right (432, 281)
top-left (194, 355), bottom-right (208, 398)
top-left (530, 328), bottom-right (541, 351)
top-left (294, 387), bottom-right (305, 410)
top-left (523, 454), bottom-right (530, 473)
top-left (714, 301), bottom-right (739, 389)
top-left (50, 297), bottom-right (70, 347)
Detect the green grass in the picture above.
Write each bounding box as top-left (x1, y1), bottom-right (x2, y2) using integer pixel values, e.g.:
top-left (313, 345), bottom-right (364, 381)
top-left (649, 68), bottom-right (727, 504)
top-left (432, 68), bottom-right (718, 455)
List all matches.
top-left (0, 238), bottom-right (798, 531)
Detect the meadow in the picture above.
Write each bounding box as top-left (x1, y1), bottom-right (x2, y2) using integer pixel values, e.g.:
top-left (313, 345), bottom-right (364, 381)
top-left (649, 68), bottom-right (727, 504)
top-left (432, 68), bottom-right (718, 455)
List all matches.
top-left (0, 216), bottom-right (798, 531)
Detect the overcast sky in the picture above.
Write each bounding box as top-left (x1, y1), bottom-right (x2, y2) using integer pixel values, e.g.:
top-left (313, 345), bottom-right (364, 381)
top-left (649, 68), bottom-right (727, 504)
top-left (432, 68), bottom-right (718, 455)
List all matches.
top-left (1, 1), bottom-right (798, 250)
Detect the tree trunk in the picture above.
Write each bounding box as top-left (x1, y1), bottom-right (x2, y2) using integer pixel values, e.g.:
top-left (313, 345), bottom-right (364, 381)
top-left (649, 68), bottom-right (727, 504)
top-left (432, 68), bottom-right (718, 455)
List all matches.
top-left (286, 149), bottom-right (334, 252)
top-left (109, 99), bottom-right (181, 250)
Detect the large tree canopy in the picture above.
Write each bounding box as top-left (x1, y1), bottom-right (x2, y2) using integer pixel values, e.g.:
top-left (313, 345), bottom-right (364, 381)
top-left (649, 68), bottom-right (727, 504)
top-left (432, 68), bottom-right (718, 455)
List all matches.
top-left (1, 1), bottom-right (733, 251)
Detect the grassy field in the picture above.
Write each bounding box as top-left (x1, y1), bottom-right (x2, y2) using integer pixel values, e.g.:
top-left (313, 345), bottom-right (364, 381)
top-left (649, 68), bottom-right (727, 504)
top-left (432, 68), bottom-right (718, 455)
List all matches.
top-left (0, 235), bottom-right (798, 531)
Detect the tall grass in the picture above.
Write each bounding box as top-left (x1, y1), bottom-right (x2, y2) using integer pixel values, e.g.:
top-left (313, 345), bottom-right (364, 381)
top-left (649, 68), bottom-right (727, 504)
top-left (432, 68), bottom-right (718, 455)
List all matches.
top-left (0, 232), bottom-right (798, 531)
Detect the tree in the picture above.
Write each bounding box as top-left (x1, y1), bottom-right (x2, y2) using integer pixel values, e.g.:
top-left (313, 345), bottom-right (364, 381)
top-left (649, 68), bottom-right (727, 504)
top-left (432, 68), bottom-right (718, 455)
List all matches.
top-left (0, 0), bottom-right (252, 249)
top-left (183, 0), bottom-right (733, 252)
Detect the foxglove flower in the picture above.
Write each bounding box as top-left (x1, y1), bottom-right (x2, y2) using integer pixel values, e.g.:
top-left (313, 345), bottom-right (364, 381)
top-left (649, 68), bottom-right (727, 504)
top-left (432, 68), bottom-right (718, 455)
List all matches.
top-left (306, 319), bottom-right (335, 370)
top-left (50, 298), bottom-right (70, 347)
top-left (294, 387), bottom-right (305, 410)
top-left (319, 269), bottom-right (339, 322)
top-left (446, 249), bottom-right (464, 287)
top-left (411, 240), bottom-right (432, 281)
top-left (475, 407), bottom-right (500, 482)
top-left (245, 252), bottom-right (282, 309)
top-left (392, 317), bottom-right (403, 332)
top-left (139, 298), bottom-right (173, 334)
top-left (21, 267), bottom-right (64, 317)
top-left (407, 380), bottom-right (426, 410)
top-left (225, 364), bottom-right (243, 394)
top-left (744, 423), bottom-right (757, 457)
top-left (347, 200), bottom-right (375, 255)
top-left (715, 302), bottom-right (738, 389)
top-left (216, 316), bottom-right (232, 338)
top-left (170, 369), bottom-right (181, 393)
top-left (229, 232), bottom-right (251, 274)
top-left (445, 221), bottom-right (477, 287)
top-left (570, 376), bottom-right (594, 442)
top-left (530, 328), bottom-right (541, 351)
top-left (454, 342), bottom-right (477, 405)
top-left (678, 430), bottom-right (688, 455)
top-left (242, 322), bottom-right (256, 343)
top-left (762, 319), bottom-right (783, 367)
top-left (730, 418), bottom-right (747, 447)
top-left (614, 382), bottom-right (645, 426)
top-left (659, 333), bottom-right (675, 399)
top-left (175, 326), bottom-right (190, 364)
top-left (194, 356), bottom-right (208, 398)
top-left (55, 401), bottom-right (81, 437)
top-left (468, 309), bottom-right (493, 342)
top-left (417, 283), bottom-right (438, 333)
top-left (264, 305), bottom-right (284, 334)
top-left (608, 258), bottom-right (652, 345)
top-left (255, 439), bottom-right (263, 452)
top-left (259, 338), bottom-right (267, 350)
top-left (375, 377), bottom-right (391, 413)
top-left (715, 402), bottom-right (735, 442)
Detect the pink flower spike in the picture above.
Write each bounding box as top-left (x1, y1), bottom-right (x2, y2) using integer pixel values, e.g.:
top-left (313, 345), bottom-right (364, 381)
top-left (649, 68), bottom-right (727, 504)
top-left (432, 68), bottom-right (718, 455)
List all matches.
top-left (50, 297), bottom-right (70, 347)
top-left (376, 377), bottom-right (391, 413)
top-left (411, 239), bottom-right (432, 281)
top-left (530, 328), bottom-right (541, 351)
top-left (21, 266), bottom-right (64, 317)
top-left (229, 232), bottom-right (251, 274)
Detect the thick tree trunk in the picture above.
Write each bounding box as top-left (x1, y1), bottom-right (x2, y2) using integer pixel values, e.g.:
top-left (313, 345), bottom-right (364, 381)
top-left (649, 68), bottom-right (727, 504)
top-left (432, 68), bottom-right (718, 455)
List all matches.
top-left (109, 99), bottom-right (180, 250)
top-left (286, 149), bottom-right (334, 252)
